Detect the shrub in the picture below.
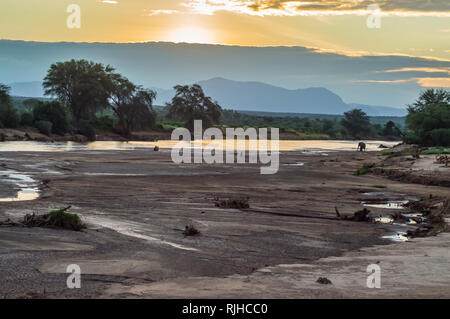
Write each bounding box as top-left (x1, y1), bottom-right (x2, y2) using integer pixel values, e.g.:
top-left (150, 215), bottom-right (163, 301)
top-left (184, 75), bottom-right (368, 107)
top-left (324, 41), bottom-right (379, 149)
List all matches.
top-left (20, 112), bottom-right (34, 126)
top-left (428, 129), bottom-right (450, 147)
top-left (33, 101), bottom-right (70, 135)
top-left (421, 147), bottom-right (450, 155)
top-left (183, 225), bottom-right (200, 236)
top-left (0, 103), bottom-right (20, 128)
top-left (76, 120), bottom-right (96, 141)
top-left (43, 209), bottom-right (85, 231)
top-left (91, 115), bottom-right (117, 131)
top-left (354, 167), bottom-right (370, 176)
top-left (35, 120), bottom-right (53, 136)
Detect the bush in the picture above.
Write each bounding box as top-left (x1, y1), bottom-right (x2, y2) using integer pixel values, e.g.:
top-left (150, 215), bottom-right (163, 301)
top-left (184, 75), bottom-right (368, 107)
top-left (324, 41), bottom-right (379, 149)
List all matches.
top-left (91, 115), bottom-right (117, 131)
top-left (43, 209), bottom-right (85, 231)
top-left (77, 120), bottom-right (96, 141)
top-left (20, 112), bottom-right (34, 126)
top-left (33, 101), bottom-right (70, 135)
top-left (421, 147), bottom-right (450, 155)
top-left (354, 167), bottom-right (370, 176)
top-left (35, 120), bottom-right (53, 136)
top-left (428, 129), bottom-right (450, 147)
top-left (0, 103), bottom-right (20, 128)
top-left (183, 225), bottom-right (200, 236)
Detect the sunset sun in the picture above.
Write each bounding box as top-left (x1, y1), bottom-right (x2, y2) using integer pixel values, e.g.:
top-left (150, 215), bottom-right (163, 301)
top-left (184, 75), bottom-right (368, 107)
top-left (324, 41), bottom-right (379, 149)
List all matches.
top-left (166, 27), bottom-right (216, 44)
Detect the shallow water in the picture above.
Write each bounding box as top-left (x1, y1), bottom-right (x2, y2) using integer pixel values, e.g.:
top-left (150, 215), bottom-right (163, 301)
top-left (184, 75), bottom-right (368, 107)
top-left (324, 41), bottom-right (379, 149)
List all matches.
top-left (362, 200), bottom-right (410, 209)
top-left (382, 232), bottom-right (409, 242)
top-left (0, 140), bottom-right (400, 152)
top-left (0, 171), bottom-right (40, 202)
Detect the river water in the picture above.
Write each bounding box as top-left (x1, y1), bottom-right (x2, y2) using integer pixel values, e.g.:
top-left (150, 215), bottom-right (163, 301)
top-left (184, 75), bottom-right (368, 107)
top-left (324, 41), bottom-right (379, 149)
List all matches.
top-left (0, 140), bottom-right (399, 152)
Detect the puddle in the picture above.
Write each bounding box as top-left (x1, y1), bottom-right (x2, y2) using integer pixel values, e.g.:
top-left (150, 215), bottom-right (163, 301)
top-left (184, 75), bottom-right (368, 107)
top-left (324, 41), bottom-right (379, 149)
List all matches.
top-left (283, 162), bottom-right (305, 167)
top-left (362, 191), bottom-right (405, 197)
top-left (362, 200), bottom-right (409, 209)
top-left (85, 216), bottom-right (199, 252)
top-left (374, 216), bottom-right (394, 224)
top-left (0, 171), bottom-right (40, 202)
top-left (382, 232), bottom-right (409, 242)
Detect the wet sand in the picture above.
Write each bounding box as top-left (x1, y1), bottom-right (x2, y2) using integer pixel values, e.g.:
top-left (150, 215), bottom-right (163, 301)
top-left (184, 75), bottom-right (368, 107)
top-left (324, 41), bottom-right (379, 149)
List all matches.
top-left (0, 145), bottom-right (448, 298)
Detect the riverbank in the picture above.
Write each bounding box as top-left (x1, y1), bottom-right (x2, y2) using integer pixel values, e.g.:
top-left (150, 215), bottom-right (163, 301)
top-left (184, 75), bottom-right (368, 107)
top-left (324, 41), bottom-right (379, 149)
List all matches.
top-left (0, 127), bottom-right (402, 143)
top-left (0, 144), bottom-right (448, 298)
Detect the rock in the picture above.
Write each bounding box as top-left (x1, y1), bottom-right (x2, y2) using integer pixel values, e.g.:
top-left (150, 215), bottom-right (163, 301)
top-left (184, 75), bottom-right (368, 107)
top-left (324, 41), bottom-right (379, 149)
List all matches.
top-left (316, 277), bottom-right (332, 285)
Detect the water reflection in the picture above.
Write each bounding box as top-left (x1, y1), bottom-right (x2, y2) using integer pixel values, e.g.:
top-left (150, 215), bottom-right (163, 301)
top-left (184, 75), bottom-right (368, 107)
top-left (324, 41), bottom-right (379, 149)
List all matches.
top-left (0, 171), bottom-right (40, 202)
top-left (0, 140), bottom-right (400, 152)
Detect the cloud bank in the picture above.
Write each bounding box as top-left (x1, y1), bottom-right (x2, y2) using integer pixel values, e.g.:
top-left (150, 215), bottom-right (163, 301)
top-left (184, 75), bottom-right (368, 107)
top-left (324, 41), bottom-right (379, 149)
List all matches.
top-left (171, 0), bottom-right (450, 17)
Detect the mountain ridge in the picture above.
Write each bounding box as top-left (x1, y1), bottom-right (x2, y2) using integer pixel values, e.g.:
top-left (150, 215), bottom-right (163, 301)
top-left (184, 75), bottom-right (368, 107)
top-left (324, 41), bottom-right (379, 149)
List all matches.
top-left (8, 78), bottom-right (407, 117)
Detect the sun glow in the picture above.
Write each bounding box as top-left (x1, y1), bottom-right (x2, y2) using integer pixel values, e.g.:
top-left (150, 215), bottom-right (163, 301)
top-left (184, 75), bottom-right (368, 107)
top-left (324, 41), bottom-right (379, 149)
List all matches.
top-left (166, 27), bottom-right (216, 44)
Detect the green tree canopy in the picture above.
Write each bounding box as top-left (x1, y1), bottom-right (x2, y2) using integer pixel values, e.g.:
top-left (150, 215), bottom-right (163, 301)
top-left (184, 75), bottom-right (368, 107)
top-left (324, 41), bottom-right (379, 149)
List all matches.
top-left (407, 88), bottom-right (450, 113)
top-left (405, 89), bottom-right (450, 146)
top-left (33, 101), bottom-right (71, 135)
top-left (43, 59), bottom-right (116, 121)
top-left (0, 83), bottom-right (19, 128)
top-left (109, 75), bottom-right (157, 134)
top-left (0, 84), bottom-right (12, 106)
top-left (340, 109), bottom-right (371, 139)
top-left (166, 84), bottom-right (222, 131)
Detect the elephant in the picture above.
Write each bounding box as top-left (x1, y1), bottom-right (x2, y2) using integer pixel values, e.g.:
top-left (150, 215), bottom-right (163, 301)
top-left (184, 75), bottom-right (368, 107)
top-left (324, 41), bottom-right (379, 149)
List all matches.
top-left (357, 142), bottom-right (366, 152)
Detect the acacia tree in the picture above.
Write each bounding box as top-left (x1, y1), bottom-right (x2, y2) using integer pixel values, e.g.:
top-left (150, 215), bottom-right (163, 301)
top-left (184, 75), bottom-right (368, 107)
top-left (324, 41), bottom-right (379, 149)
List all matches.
top-left (166, 84), bottom-right (222, 131)
top-left (340, 109), bottom-right (371, 139)
top-left (43, 59), bottom-right (116, 121)
top-left (109, 75), bottom-right (157, 134)
top-left (0, 83), bottom-right (20, 128)
top-left (405, 89), bottom-right (450, 146)
top-left (407, 88), bottom-right (450, 113)
top-left (0, 84), bottom-right (11, 106)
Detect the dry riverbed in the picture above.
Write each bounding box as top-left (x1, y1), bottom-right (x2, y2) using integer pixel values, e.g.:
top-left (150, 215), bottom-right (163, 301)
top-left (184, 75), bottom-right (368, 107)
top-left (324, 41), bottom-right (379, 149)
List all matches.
top-left (0, 145), bottom-right (448, 298)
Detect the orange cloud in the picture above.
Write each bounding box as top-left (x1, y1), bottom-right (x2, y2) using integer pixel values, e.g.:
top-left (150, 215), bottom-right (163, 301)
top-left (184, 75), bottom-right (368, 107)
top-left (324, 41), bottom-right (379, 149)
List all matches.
top-left (415, 77), bottom-right (450, 88)
top-left (177, 0), bottom-right (450, 17)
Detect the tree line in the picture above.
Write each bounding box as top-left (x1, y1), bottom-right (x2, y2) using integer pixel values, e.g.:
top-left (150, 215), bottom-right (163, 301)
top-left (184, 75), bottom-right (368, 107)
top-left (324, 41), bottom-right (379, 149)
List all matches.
top-left (0, 59), bottom-right (448, 146)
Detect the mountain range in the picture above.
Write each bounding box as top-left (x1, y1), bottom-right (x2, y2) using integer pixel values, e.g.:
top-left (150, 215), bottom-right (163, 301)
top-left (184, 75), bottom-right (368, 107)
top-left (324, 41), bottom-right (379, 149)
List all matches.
top-left (9, 78), bottom-right (407, 117)
top-left (1, 40), bottom-right (444, 110)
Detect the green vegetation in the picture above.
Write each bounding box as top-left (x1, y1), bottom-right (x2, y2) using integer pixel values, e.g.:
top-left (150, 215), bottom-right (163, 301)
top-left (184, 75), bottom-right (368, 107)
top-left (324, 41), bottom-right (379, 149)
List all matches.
top-left (0, 84), bottom-right (20, 128)
top-left (35, 120), bottom-right (53, 136)
top-left (43, 208), bottom-right (85, 231)
top-left (421, 147), bottom-right (450, 155)
top-left (0, 58), bottom-right (421, 142)
top-left (166, 84), bottom-right (222, 131)
top-left (33, 101), bottom-right (70, 135)
top-left (354, 167), bottom-right (370, 176)
top-left (340, 109), bottom-right (371, 139)
top-left (220, 108), bottom-right (402, 140)
top-left (403, 89), bottom-right (450, 147)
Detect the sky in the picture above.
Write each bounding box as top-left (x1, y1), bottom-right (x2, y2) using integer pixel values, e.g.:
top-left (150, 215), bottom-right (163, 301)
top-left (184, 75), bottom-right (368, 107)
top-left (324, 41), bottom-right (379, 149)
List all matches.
top-left (0, 0), bottom-right (449, 107)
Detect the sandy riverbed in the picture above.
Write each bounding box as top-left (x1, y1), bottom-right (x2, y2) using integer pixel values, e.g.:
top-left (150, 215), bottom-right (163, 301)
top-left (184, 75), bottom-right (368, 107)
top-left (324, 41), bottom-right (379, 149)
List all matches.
top-left (0, 144), bottom-right (448, 298)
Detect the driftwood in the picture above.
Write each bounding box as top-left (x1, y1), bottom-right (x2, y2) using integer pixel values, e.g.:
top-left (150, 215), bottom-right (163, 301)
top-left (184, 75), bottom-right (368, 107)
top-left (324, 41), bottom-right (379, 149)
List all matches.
top-left (436, 155), bottom-right (449, 167)
top-left (335, 207), bottom-right (371, 222)
top-left (183, 225), bottom-right (200, 236)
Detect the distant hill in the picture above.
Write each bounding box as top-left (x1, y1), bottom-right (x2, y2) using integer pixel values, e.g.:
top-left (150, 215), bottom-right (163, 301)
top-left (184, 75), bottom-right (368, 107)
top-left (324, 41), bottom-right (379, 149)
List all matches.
top-left (9, 78), bottom-right (407, 117)
top-left (153, 78), bottom-right (407, 117)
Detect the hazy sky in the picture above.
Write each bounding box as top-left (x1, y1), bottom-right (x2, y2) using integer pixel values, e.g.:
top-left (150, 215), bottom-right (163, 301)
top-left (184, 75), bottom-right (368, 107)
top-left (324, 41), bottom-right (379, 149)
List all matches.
top-left (0, 0), bottom-right (449, 105)
top-left (0, 0), bottom-right (449, 60)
